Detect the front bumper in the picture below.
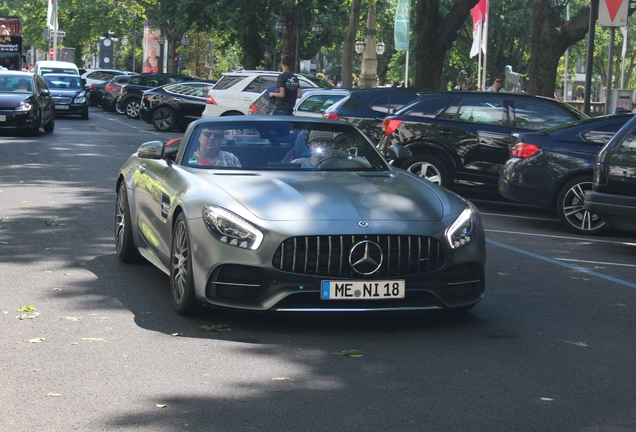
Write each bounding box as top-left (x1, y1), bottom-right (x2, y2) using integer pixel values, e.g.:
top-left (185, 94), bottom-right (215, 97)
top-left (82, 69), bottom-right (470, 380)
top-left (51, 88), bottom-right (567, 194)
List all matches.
top-left (0, 109), bottom-right (38, 130)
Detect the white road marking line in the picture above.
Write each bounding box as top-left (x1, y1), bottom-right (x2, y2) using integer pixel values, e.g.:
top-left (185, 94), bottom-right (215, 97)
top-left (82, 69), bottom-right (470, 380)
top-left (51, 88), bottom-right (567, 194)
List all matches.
top-left (480, 212), bottom-right (558, 222)
top-left (486, 229), bottom-right (636, 246)
top-left (554, 258), bottom-right (636, 268)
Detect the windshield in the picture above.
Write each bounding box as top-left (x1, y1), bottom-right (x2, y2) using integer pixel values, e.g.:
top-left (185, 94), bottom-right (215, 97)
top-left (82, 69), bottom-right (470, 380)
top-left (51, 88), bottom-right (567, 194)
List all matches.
top-left (0, 75), bottom-right (32, 93)
top-left (43, 75), bottom-right (82, 89)
top-left (181, 120), bottom-right (389, 172)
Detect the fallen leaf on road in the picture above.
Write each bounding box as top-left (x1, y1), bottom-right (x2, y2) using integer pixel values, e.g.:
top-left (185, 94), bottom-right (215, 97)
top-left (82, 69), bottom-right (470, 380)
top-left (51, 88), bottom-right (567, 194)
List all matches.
top-left (496, 272), bottom-right (509, 276)
top-left (272, 377), bottom-right (295, 381)
top-left (16, 312), bottom-right (40, 320)
top-left (27, 338), bottom-right (46, 343)
top-left (45, 392), bottom-right (61, 397)
top-left (61, 316), bottom-right (81, 321)
top-left (565, 341), bottom-right (589, 347)
top-left (155, 404), bottom-right (168, 408)
top-left (171, 333), bottom-right (183, 337)
top-left (336, 349), bottom-right (364, 357)
top-left (17, 306), bottom-right (36, 312)
top-left (81, 338), bottom-right (107, 342)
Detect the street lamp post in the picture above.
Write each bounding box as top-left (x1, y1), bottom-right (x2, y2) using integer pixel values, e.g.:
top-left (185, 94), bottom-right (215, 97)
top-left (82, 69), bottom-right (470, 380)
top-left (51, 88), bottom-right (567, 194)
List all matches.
top-left (264, 46), bottom-right (277, 71)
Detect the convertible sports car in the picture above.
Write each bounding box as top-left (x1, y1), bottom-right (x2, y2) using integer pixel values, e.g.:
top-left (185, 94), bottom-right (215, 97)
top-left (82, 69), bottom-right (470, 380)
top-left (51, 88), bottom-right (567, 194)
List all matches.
top-left (115, 117), bottom-right (486, 315)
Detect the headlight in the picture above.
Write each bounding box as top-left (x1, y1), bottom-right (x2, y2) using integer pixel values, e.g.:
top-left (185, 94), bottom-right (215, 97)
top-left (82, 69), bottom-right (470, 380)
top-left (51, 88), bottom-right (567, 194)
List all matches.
top-left (202, 205), bottom-right (263, 250)
top-left (74, 96), bottom-right (86, 104)
top-left (445, 206), bottom-right (475, 249)
top-left (16, 101), bottom-right (32, 112)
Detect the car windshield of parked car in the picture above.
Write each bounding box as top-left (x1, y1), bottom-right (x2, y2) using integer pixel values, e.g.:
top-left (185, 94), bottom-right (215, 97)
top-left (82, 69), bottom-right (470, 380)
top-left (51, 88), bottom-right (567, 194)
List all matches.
top-left (42, 75), bottom-right (81, 89)
top-left (0, 76), bottom-right (32, 93)
top-left (182, 120), bottom-right (389, 172)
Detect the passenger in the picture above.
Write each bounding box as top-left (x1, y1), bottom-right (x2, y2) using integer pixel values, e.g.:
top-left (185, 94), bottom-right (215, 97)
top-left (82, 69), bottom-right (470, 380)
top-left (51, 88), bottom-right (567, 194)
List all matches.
top-left (69, 79), bottom-right (78, 88)
top-left (18, 79), bottom-right (29, 91)
top-left (190, 128), bottom-right (241, 167)
top-left (292, 130), bottom-right (334, 168)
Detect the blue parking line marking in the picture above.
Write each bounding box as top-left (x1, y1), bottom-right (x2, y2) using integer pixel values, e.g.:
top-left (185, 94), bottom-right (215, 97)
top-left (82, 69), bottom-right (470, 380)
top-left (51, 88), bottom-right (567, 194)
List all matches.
top-left (486, 239), bottom-right (636, 290)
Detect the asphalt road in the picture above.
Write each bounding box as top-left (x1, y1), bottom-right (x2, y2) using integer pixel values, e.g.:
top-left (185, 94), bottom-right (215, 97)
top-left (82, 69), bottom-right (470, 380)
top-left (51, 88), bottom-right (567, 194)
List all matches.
top-left (1, 108), bottom-right (636, 431)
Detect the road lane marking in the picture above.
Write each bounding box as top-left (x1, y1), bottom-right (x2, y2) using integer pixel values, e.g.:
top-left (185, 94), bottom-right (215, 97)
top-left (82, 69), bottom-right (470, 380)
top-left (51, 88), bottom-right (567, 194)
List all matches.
top-left (486, 229), bottom-right (636, 246)
top-left (91, 111), bottom-right (162, 134)
top-left (480, 212), bottom-right (558, 222)
top-left (554, 258), bottom-right (636, 268)
top-left (486, 239), bottom-right (636, 289)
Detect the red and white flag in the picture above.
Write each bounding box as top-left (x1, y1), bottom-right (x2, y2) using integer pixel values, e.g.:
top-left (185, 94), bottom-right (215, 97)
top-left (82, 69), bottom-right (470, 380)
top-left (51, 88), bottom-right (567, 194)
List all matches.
top-left (470, 0), bottom-right (488, 58)
top-left (47, 0), bottom-right (57, 30)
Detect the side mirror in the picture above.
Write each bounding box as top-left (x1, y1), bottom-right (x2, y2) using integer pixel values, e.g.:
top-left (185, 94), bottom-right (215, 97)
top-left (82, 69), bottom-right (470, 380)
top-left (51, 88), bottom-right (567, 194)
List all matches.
top-left (137, 141), bottom-right (164, 159)
top-left (40, 88), bottom-right (50, 96)
top-left (386, 144), bottom-right (412, 163)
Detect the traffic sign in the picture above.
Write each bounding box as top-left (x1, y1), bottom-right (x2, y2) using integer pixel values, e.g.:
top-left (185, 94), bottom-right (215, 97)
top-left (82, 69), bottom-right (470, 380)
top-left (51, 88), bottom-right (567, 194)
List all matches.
top-left (49, 48), bottom-right (54, 57)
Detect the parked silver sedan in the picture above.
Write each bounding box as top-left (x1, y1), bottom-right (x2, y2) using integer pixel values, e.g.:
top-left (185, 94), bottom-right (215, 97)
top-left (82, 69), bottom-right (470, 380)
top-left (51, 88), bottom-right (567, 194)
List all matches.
top-left (115, 117), bottom-right (486, 315)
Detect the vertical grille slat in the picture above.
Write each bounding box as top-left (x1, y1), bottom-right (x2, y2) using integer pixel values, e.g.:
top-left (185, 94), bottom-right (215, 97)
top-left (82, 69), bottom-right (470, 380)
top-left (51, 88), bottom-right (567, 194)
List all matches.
top-left (273, 235), bottom-right (445, 278)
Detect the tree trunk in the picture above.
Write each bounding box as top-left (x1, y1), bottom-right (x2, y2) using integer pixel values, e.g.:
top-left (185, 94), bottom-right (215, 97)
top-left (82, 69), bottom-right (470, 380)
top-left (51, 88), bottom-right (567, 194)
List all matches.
top-left (342, 0), bottom-right (362, 89)
top-left (413, 0), bottom-right (479, 90)
top-left (242, 12), bottom-right (259, 70)
top-left (527, 0), bottom-right (591, 96)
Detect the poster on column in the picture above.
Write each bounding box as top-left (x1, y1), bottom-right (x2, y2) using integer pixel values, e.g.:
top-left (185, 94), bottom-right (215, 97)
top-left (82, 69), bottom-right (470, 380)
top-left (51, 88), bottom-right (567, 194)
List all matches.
top-left (142, 21), bottom-right (161, 73)
top-left (598, 0), bottom-right (628, 27)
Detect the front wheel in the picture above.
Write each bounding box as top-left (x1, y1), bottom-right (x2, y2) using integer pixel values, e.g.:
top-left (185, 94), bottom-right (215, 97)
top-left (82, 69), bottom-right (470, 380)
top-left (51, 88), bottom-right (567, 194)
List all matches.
top-left (171, 214), bottom-right (202, 315)
top-left (401, 154), bottom-right (452, 188)
top-left (152, 107), bottom-right (176, 132)
top-left (115, 97), bottom-right (126, 115)
top-left (115, 182), bottom-right (142, 263)
top-left (43, 116), bottom-right (55, 133)
top-left (124, 98), bottom-right (141, 119)
top-left (556, 176), bottom-right (606, 235)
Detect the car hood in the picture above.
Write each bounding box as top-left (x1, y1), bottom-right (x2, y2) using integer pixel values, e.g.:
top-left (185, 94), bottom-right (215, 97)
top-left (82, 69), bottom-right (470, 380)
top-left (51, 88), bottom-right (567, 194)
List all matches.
top-left (49, 89), bottom-right (83, 98)
top-left (197, 170), bottom-right (445, 222)
top-left (0, 93), bottom-right (33, 109)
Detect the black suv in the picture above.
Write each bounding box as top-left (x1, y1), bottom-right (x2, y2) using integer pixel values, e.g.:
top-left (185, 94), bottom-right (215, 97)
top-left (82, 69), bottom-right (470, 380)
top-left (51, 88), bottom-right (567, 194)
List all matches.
top-left (117, 73), bottom-right (195, 119)
top-left (322, 88), bottom-right (426, 143)
top-left (377, 91), bottom-right (588, 190)
top-left (584, 115), bottom-right (636, 233)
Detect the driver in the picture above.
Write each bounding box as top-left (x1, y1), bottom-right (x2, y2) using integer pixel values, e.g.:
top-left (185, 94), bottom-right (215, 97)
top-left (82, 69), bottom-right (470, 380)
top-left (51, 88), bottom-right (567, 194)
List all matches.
top-left (292, 130), bottom-right (334, 168)
top-left (190, 128), bottom-right (241, 167)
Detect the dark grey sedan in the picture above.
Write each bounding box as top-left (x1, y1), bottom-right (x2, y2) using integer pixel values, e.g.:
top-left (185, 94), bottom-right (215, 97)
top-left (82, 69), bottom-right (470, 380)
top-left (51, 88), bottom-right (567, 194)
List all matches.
top-left (115, 117), bottom-right (486, 316)
top-left (0, 71), bottom-right (55, 134)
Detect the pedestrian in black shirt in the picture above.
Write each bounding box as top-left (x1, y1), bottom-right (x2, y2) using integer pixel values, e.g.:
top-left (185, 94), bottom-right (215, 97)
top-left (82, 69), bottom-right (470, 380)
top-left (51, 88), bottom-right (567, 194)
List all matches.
top-left (269, 55), bottom-right (301, 115)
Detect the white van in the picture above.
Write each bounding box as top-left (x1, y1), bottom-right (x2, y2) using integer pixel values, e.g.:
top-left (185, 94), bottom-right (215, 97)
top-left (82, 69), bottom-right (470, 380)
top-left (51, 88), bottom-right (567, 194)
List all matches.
top-left (34, 60), bottom-right (80, 76)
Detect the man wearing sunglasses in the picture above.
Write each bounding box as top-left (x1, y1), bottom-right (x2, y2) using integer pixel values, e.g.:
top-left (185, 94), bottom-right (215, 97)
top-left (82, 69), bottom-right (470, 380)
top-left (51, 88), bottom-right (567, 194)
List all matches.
top-left (486, 77), bottom-right (502, 92)
top-left (190, 128), bottom-right (241, 167)
top-left (292, 130), bottom-right (335, 168)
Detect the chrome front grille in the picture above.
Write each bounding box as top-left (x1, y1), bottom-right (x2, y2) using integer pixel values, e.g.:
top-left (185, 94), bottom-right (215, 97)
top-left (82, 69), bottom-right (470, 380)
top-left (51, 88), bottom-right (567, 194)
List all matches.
top-left (52, 97), bottom-right (72, 104)
top-left (272, 235), bottom-right (445, 278)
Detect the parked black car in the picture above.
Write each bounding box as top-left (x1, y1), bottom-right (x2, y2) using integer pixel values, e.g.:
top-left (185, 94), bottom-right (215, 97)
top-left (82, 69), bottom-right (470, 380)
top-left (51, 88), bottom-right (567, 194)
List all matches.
top-left (41, 73), bottom-right (90, 120)
top-left (499, 113), bottom-right (634, 234)
top-left (584, 115), bottom-right (636, 233)
top-left (0, 71), bottom-right (55, 135)
top-left (82, 69), bottom-right (134, 106)
top-left (117, 73), bottom-right (196, 119)
top-left (322, 88), bottom-right (425, 143)
top-left (139, 81), bottom-right (215, 132)
top-left (101, 75), bottom-right (133, 113)
top-left (377, 91), bottom-right (589, 190)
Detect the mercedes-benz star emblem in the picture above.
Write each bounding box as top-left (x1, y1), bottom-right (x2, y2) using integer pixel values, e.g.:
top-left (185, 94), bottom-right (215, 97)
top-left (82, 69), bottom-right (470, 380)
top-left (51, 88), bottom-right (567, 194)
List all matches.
top-left (358, 221), bottom-right (369, 228)
top-left (349, 240), bottom-right (383, 275)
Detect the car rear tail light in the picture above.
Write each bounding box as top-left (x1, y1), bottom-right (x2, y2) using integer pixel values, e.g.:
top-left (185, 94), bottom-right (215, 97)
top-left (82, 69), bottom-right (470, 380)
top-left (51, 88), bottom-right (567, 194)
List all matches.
top-left (206, 95), bottom-right (217, 105)
top-left (248, 104), bottom-right (257, 114)
top-left (510, 143), bottom-right (540, 158)
top-left (90, 85), bottom-right (97, 91)
top-left (323, 113), bottom-right (339, 120)
top-left (105, 84), bottom-right (115, 91)
top-left (382, 118), bottom-right (403, 135)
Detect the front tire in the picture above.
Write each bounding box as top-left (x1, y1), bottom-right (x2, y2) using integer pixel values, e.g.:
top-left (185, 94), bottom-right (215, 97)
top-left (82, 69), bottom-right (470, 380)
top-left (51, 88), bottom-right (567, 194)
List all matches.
top-left (115, 97), bottom-right (126, 115)
top-left (29, 111), bottom-right (41, 136)
top-left (152, 107), bottom-right (176, 132)
top-left (43, 116), bottom-right (55, 133)
top-left (402, 154), bottom-right (452, 188)
top-left (124, 97), bottom-right (141, 119)
top-left (115, 182), bottom-right (142, 263)
top-left (81, 108), bottom-right (89, 120)
top-left (556, 176), bottom-right (606, 235)
top-left (171, 214), bottom-right (202, 315)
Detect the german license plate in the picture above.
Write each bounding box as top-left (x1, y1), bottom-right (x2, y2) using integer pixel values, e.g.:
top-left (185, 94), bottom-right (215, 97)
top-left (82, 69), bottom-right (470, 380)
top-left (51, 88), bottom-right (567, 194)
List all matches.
top-left (55, 105), bottom-right (69, 110)
top-left (321, 280), bottom-right (405, 300)
top-left (0, 115), bottom-right (5, 121)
